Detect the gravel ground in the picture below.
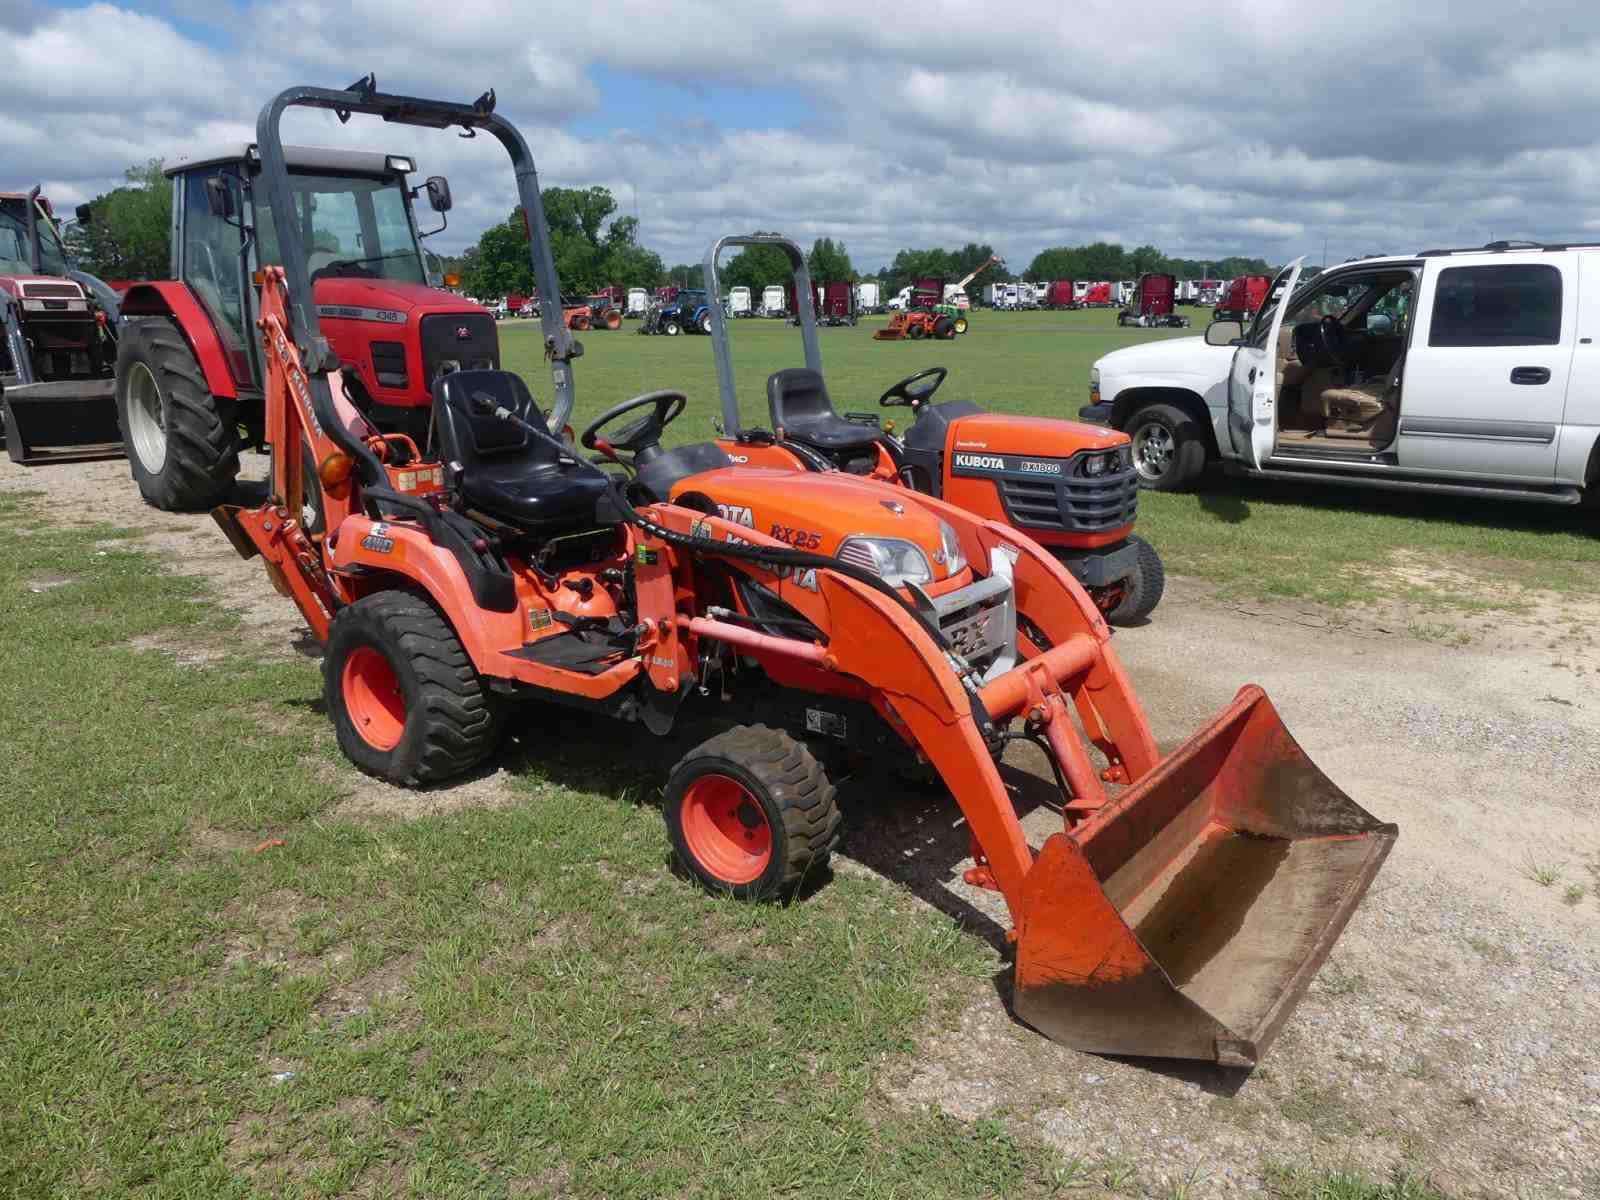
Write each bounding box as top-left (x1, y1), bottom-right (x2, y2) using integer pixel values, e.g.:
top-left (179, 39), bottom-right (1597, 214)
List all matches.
top-left (4, 452), bottom-right (1597, 1198)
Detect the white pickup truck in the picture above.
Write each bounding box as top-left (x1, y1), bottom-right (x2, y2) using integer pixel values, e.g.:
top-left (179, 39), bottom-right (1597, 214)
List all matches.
top-left (1082, 245), bottom-right (1600, 505)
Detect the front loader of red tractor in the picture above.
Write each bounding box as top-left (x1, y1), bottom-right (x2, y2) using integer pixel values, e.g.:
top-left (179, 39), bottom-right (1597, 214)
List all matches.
top-left (216, 78), bottom-right (1395, 1066)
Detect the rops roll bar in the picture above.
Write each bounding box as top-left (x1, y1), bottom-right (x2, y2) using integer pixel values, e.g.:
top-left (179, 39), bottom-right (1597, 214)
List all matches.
top-left (254, 75), bottom-right (579, 486)
top-left (702, 233), bottom-right (821, 438)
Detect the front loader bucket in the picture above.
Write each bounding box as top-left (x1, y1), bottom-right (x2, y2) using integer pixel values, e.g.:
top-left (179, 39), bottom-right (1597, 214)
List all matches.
top-left (1013, 685), bottom-right (1395, 1066)
top-left (2, 379), bottom-right (122, 465)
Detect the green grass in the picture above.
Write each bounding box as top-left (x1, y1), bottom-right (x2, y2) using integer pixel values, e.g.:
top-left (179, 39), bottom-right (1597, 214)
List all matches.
top-left (0, 490), bottom-right (1084, 1198)
top-left (1264, 1163), bottom-right (1451, 1200)
top-left (495, 307), bottom-right (1599, 612)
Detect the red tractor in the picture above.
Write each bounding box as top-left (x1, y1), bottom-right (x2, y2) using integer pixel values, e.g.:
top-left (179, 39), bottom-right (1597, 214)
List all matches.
top-left (111, 132), bottom-right (510, 513)
top-left (708, 236), bottom-right (1164, 624)
top-left (1, 186), bottom-right (124, 463)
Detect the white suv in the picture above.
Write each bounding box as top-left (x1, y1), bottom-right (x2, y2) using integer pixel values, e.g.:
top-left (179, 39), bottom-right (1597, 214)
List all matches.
top-left (1083, 245), bottom-right (1600, 506)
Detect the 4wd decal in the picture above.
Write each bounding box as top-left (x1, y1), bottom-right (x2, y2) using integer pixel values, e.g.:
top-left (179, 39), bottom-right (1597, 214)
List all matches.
top-left (952, 452), bottom-right (1064, 477)
top-left (768, 523), bottom-right (822, 550)
top-left (716, 504), bottom-right (754, 527)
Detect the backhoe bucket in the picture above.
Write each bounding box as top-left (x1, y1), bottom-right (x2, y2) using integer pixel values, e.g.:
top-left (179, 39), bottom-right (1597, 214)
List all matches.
top-left (1013, 685), bottom-right (1395, 1066)
top-left (2, 380), bottom-right (122, 465)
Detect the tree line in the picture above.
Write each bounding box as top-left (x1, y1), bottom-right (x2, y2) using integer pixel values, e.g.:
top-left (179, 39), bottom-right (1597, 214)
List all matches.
top-left (54, 161), bottom-right (1278, 296)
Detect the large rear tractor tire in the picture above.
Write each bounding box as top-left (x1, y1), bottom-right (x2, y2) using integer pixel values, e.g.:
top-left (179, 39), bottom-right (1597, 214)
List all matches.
top-left (116, 316), bottom-right (240, 511)
top-left (1125, 402), bottom-right (1206, 491)
top-left (933, 316), bottom-right (956, 340)
top-left (1102, 534), bottom-right (1165, 626)
top-left (664, 725), bottom-right (840, 899)
top-left (324, 592), bottom-right (503, 786)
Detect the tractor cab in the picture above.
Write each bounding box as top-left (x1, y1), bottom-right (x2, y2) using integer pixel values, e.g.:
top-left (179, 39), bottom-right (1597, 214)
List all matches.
top-left (155, 146), bottom-right (492, 444)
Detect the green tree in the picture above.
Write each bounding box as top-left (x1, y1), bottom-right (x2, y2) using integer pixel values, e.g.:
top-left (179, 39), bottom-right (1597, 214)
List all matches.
top-left (1127, 244), bottom-right (1168, 276)
top-left (806, 237), bottom-right (854, 283)
top-left (67, 159), bottom-right (172, 280)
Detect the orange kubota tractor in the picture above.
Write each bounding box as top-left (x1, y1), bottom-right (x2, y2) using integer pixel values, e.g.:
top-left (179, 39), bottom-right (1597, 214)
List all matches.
top-left (220, 78), bottom-right (1394, 1065)
top-left (707, 236), bottom-right (1164, 624)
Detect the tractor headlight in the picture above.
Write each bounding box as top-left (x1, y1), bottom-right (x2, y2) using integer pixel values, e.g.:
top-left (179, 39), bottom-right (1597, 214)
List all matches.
top-left (937, 519), bottom-right (967, 577)
top-left (1084, 453), bottom-right (1107, 477)
top-left (836, 536), bottom-right (933, 588)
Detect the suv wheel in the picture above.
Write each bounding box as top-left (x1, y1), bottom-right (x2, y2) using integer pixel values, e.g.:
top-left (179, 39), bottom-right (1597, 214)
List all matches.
top-left (1126, 403), bottom-right (1205, 491)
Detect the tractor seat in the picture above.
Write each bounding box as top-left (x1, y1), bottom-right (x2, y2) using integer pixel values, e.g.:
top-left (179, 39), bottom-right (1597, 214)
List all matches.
top-left (767, 368), bottom-right (882, 453)
top-left (432, 370), bottom-right (610, 536)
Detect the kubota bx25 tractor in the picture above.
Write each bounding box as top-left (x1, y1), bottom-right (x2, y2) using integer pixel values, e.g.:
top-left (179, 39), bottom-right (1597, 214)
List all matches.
top-left (221, 78), bottom-right (1394, 1066)
top-left (113, 121), bottom-right (502, 512)
top-left (707, 236), bottom-right (1164, 624)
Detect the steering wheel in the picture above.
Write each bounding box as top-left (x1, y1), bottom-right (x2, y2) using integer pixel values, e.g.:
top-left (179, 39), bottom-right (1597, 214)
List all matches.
top-left (878, 366), bottom-right (949, 409)
top-left (579, 389), bottom-right (688, 455)
top-left (1314, 315), bottom-right (1351, 367)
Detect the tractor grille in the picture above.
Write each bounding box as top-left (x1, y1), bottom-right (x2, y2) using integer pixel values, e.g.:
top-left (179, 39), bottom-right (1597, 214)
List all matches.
top-left (998, 470), bottom-right (1139, 533)
top-left (371, 340), bottom-right (409, 390)
top-left (419, 312), bottom-right (499, 393)
top-left (18, 281), bottom-right (83, 300)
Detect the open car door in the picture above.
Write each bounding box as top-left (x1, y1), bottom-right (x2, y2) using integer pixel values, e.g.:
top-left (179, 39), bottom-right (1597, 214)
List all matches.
top-left (1226, 257), bottom-right (1303, 468)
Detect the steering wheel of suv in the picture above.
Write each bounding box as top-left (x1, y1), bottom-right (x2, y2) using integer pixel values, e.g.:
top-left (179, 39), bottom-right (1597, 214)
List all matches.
top-left (879, 366), bottom-right (948, 408)
top-left (580, 389), bottom-right (688, 455)
top-left (1314, 315), bottom-right (1351, 367)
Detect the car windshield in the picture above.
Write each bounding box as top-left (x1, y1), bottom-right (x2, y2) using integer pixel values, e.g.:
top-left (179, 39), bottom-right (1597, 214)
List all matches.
top-left (0, 197), bottom-right (68, 276)
top-left (254, 172), bottom-right (424, 284)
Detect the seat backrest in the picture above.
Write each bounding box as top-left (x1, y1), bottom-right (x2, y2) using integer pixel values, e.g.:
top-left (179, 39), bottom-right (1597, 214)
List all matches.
top-left (432, 369), bottom-right (557, 468)
top-left (767, 368), bottom-right (836, 430)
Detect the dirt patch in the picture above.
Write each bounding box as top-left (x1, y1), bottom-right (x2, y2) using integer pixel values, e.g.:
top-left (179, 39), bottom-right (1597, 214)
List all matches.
top-left (189, 825), bottom-right (258, 856)
top-left (127, 629), bottom-right (231, 668)
top-left (314, 952), bottom-right (419, 1022)
top-left (24, 572), bottom-right (74, 593)
top-left (217, 888), bottom-right (348, 974)
top-left (319, 758), bottom-right (524, 822)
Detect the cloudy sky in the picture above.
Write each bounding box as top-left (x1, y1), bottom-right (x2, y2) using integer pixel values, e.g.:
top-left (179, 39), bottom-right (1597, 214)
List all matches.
top-left (7, 1), bottom-right (1600, 272)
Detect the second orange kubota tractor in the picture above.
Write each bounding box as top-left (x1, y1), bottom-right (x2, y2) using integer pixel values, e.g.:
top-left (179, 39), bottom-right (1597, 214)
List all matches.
top-left (199, 77), bottom-right (1394, 1067)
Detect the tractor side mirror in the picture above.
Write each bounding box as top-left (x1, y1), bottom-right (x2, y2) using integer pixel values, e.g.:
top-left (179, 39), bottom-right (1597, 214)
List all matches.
top-left (74, 203), bottom-right (94, 226)
top-left (425, 176), bottom-right (452, 213)
top-left (1204, 319), bottom-right (1243, 347)
top-left (204, 175), bottom-right (235, 220)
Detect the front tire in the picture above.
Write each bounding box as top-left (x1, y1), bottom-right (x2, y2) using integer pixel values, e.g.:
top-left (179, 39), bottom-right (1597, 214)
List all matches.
top-left (1125, 402), bottom-right (1205, 491)
top-left (908, 321), bottom-right (927, 340)
top-left (1102, 535), bottom-right (1165, 625)
top-left (664, 725), bottom-right (840, 899)
top-left (116, 316), bottom-right (239, 511)
top-left (324, 592), bottom-right (502, 786)
top-left (663, 319), bottom-right (681, 336)
top-left (953, 315), bottom-right (969, 335)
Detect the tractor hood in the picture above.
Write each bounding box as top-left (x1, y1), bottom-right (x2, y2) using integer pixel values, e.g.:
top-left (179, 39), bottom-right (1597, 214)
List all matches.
top-left (673, 466), bottom-right (969, 585)
top-left (0, 273), bottom-right (84, 298)
top-left (944, 411), bottom-right (1126, 456)
top-left (312, 277), bottom-right (485, 316)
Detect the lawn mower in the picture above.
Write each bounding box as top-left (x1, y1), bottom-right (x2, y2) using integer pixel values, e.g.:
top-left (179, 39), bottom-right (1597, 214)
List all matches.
top-left (218, 79), bottom-right (1394, 1066)
top-left (1, 186), bottom-right (125, 464)
top-left (708, 235), bottom-right (1163, 625)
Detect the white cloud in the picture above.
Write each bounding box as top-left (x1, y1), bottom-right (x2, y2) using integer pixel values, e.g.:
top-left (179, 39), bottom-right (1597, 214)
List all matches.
top-left (7, 1), bottom-right (1600, 273)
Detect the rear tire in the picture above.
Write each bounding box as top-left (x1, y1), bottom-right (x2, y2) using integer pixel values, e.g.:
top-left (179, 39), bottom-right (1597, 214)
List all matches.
top-left (908, 321), bottom-right (927, 340)
top-left (324, 592), bottom-right (502, 786)
top-left (116, 316), bottom-right (240, 511)
top-left (1103, 535), bottom-right (1165, 625)
top-left (664, 725), bottom-right (840, 899)
top-left (1125, 402), bottom-right (1205, 491)
top-left (933, 316), bottom-right (955, 340)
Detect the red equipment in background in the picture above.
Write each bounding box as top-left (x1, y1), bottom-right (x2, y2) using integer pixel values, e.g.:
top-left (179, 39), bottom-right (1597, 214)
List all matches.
top-left (1215, 275), bottom-right (1270, 322)
top-left (1118, 274), bottom-right (1191, 328)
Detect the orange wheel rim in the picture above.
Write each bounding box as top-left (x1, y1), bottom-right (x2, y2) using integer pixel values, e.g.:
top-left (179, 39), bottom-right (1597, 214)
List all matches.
top-left (680, 774), bottom-right (772, 885)
top-left (342, 646), bottom-right (405, 750)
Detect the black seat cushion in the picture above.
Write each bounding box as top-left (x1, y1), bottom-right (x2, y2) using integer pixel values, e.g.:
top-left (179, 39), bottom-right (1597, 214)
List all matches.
top-left (632, 442), bottom-right (732, 503)
top-left (767, 368), bottom-right (882, 452)
top-left (432, 369), bottom-right (609, 535)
